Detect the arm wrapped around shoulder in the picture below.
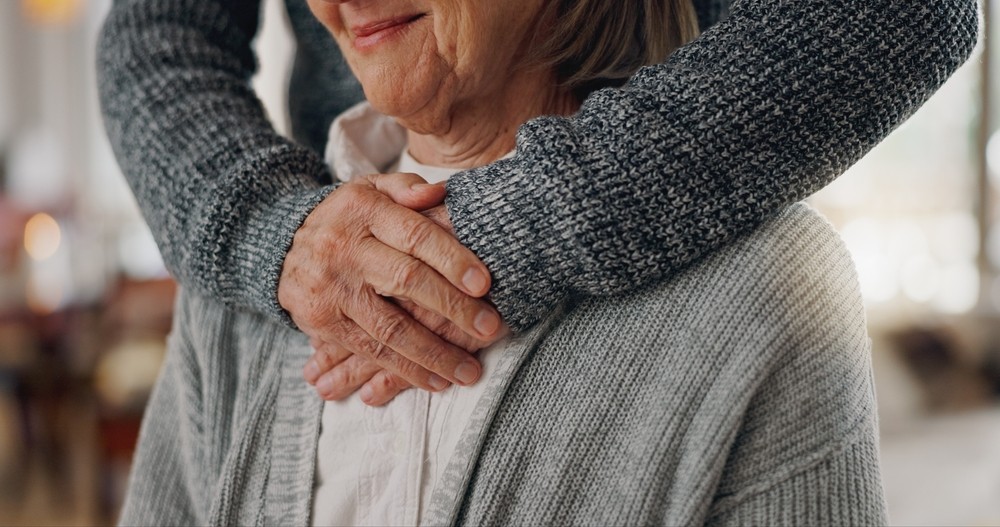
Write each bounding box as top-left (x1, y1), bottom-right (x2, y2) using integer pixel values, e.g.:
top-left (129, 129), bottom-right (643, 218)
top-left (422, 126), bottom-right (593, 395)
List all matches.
top-left (446, 0), bottom-right (978, 332)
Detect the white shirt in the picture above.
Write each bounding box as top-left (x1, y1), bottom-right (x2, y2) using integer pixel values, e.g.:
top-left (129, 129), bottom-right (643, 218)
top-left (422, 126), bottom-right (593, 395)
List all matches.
top-left (312, 102), bottom-right (510, 527)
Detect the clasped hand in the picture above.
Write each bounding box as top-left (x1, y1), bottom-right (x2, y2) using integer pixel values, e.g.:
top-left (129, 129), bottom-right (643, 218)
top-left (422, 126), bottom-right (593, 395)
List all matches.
top-left (278, 172), bottom-right (507, 406)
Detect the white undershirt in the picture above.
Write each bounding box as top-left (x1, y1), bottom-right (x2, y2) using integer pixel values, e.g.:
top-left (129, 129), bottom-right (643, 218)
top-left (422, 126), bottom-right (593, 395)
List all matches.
top-left (312, 102), bottom-right (510, 527)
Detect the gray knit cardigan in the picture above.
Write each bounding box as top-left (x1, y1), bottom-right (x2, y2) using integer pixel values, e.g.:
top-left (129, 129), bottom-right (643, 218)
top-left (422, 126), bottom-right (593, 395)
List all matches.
top-left (96, 0), bottom-right (978, 331)
top-left (119, 204), bottom-right (886, 525)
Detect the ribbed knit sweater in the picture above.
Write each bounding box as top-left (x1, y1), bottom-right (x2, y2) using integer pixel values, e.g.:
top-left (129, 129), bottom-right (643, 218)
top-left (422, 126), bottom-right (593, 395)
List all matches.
top-left (96, 0), bottom-right (978, 331)
top-left (119, 203), bottom-right (886, 526)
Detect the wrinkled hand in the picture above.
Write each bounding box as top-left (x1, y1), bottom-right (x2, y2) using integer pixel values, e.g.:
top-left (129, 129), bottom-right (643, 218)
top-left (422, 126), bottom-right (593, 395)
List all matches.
top-left (279, 173), bottom-right (504, 401)
top-left (302, 203), bottom-right (508, 405)
top-left (304, 298), bottom-right (509, 405)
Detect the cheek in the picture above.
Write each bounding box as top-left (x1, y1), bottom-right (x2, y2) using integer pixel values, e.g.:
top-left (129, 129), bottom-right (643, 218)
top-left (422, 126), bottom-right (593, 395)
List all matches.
top-left (450, 2), bottom-right (541, 73)
top-left (432, 6), bottom-right (497, 86)
top-left (306, 0), bottom-right (346, 37)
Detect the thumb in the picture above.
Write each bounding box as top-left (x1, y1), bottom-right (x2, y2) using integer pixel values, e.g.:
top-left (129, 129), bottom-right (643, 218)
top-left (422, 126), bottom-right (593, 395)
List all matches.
top-left (365, 172), bottom-right (446, 211)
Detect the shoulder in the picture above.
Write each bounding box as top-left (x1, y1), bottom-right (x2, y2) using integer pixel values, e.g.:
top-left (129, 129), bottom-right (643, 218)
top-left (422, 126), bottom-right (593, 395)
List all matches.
top-left (575, 202), bottom-right (865, 353)
top-left (665, 204), bottom-right (879, 502)
top-left (568, 201), bottom-right (875, 449)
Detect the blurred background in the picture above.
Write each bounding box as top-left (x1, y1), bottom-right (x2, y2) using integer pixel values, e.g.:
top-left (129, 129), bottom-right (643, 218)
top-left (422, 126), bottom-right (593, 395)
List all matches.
top-left (0, 0), bottom-right (998, 525)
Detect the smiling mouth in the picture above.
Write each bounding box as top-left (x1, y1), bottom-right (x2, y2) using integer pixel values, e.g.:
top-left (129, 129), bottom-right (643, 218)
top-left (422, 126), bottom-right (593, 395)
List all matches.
top-left (352, 14), bottom-right (426, 50)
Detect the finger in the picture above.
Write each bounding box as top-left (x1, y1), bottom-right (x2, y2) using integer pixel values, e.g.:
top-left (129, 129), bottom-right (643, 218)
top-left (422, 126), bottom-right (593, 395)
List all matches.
top-left (364, 172), bottom-right (446, 211)
top-left (366, 199), bottom-right (491, 297)
top-left (343, 290), bottom-right (483, 388)
top-left (360, 239), bottom-right (501, 341)
top-left (396, 298), bottom-right (491, 351)
top-left (422, 205), bottom-right (453, 233)
top-left (314, 354), bottom-right (385, 401)
top-left (303, 344), bottom-right (350, 385)
top-left (359, 370), bottom-right (412, 407)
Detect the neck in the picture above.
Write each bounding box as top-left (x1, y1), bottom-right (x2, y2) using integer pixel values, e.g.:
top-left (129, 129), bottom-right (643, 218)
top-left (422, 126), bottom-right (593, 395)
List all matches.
top-left (405, 72), bottom-right (579, 169)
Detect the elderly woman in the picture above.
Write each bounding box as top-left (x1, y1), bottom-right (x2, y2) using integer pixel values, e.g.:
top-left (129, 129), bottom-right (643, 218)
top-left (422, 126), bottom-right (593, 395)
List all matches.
top-left (98, 0), bottom-right (976, 413)
top-left (118, 0), bottom-right (886, 525)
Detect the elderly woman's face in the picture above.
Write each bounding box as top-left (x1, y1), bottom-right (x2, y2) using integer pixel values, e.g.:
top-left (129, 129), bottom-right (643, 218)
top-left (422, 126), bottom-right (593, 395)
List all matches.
top-left (308, 0), bottom-right (545, 131)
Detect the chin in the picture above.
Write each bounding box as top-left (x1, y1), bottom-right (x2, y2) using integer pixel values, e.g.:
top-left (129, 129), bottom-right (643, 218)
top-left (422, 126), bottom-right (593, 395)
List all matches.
top-left (361, 76), bottom-right (450, 134)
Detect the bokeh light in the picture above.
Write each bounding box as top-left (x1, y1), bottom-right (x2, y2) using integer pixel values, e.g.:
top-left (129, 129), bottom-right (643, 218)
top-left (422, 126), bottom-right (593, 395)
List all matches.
top-left (23, 212), bottom-right (61, 261)
top-left (21, 0), bottom-right (83, 26)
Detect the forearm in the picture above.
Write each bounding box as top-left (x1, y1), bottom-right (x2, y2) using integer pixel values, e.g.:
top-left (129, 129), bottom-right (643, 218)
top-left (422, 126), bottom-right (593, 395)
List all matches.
top-left (446, 0), bottom-right (978, 331)
top-left (97, 0), bottom-right (333, 323)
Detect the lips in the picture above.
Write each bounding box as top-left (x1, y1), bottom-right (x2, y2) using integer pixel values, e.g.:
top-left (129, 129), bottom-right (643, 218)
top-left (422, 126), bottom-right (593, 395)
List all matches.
top-left (351, 13), bottom-right (425, 50)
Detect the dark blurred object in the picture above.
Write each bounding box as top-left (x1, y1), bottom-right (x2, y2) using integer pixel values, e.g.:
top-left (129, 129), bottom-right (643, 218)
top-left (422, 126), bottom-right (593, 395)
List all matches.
top-left (100, 277), bottom-right (175, 342)
top-left (0, 274), bottom-right (175, 524)
top-left (0, 196), bottom-right (26, 274)
top-left (0, 304), bottom-right (97, 517)
top-left (891, 323), bottom-right (999, 411)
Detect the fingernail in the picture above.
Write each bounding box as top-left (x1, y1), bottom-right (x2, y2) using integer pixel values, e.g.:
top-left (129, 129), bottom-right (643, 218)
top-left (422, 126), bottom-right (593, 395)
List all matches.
top-left (304, 360), bottom-right (320, 382)
top-left (463, 268), bottom-right (488, 294)
top-left (428, 375), bottom-right (449, 391)
top-left (454, 361), bottom-right (480, 385)
top-left (474, 309), bottom-right (500, 337)
top-left (319, 375), bottom-right (336, 395)
top-left (360, 384), bottom-right (374, 403)
top-left (412, 182), bottom-right (434, 191)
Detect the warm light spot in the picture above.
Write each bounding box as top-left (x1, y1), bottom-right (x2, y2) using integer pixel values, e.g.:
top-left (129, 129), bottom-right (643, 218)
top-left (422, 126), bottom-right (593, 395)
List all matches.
top-left (21, 0), bottom-right (83, 26)
top-left (24, 213), bottom-right (61, 261)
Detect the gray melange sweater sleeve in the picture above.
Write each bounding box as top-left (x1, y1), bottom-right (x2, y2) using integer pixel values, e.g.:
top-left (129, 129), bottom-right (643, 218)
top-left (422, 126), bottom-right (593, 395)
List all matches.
top-left (97, 0), bottom-right (978, 331)
top-left (96, 0), bottom-right (335, 323)
top-left (445, 0), bottom-right (978, 330)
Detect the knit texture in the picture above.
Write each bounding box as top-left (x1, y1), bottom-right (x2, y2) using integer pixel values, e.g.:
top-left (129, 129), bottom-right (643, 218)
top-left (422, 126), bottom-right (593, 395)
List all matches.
top-left (119, 204), bottom-right (887, 526)
top-left (96, 0), bottom-right (977, 331)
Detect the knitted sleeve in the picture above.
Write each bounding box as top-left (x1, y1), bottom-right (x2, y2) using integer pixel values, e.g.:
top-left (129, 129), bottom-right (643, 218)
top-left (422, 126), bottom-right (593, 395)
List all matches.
top-left (97, 0), bottom-right (977, 333)
top-left (445, 0), bottom-right (979, 331)
top-left (96, 0), bottom-right (334, 324)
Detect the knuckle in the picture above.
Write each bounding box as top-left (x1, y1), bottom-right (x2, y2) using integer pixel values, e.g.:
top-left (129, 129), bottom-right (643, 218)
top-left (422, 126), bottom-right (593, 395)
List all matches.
top-left (390, 258), bottom-right (424, 294)
top-left (401, 218), bottom-right (435, 253)
top-left (431, 315), bottom-right (452, 337)
top-left (369, 339), bottom-right (394, 362)
top-left (439, 287), bottom-right (470, 320)
top-left (391, 358), bottom-right (421, 384)
top-left (372, 312), bottom-right (407, 346)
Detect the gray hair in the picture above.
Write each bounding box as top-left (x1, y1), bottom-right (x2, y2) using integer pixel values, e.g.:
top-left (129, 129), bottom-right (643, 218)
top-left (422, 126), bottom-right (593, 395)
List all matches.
top-left (529, 0), bottom-right (700, 98)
